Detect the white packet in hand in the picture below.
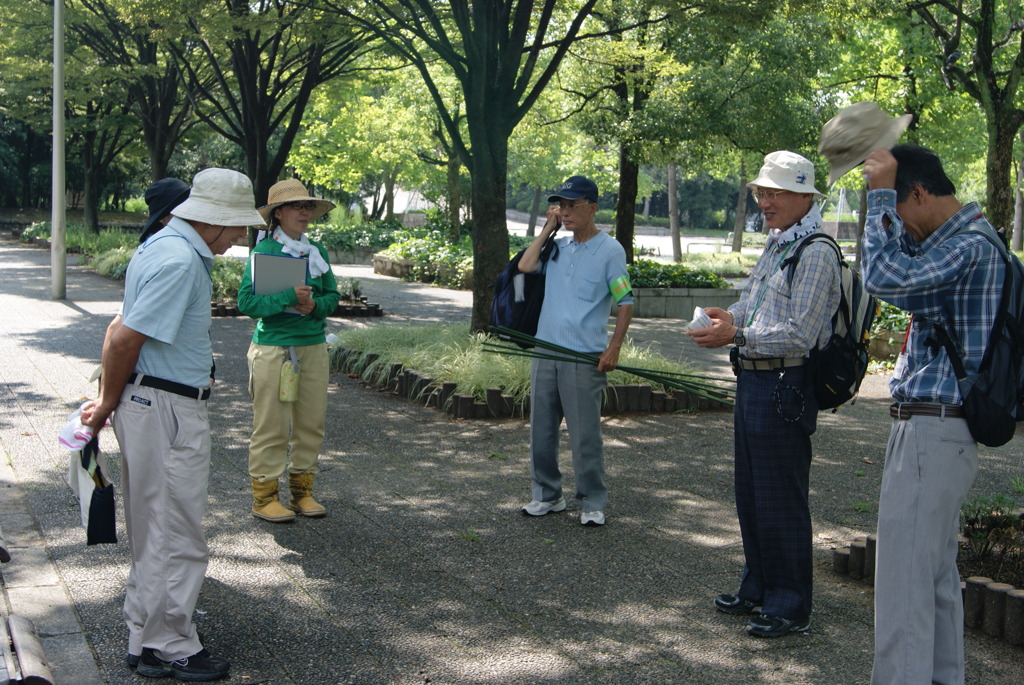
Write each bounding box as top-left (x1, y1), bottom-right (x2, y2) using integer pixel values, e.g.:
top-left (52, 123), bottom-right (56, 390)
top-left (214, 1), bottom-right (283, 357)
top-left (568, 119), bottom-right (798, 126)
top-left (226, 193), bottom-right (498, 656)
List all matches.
top-left (682, 306), bottom-right (713, 332)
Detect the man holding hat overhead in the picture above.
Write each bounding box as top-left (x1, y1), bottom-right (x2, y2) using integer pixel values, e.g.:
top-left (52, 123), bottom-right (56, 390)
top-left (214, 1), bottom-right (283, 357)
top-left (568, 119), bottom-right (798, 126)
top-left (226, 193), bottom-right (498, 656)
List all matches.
top-left (517, 175), bottom-right (633, 527)
top-left (82, 168), bottom-right (263, 681)
top-left (688, 152), bottom-right (841, 638)
top-left (861, 143), bottom-right (1002, 684)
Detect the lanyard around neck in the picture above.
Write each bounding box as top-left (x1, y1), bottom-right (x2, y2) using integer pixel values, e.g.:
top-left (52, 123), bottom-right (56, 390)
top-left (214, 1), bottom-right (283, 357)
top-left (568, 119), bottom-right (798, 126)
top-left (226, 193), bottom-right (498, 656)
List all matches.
top-left (746, 239), bottom-right (796, 327)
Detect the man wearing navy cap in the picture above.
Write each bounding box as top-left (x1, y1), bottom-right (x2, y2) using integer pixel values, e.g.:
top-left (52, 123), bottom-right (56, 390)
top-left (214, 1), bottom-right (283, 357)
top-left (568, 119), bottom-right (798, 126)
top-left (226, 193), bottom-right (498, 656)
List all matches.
top-left (517, 175), bottom-right (633, 527)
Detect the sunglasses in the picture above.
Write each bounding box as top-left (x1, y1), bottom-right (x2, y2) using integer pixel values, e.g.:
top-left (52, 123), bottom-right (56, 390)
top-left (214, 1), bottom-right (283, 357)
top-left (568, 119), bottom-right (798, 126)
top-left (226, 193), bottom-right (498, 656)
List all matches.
top-left (285, 201), bottom-right (318, 211)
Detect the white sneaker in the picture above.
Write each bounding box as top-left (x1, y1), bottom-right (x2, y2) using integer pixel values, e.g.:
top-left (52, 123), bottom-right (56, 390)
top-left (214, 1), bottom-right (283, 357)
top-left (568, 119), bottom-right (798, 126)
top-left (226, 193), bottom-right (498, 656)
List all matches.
top-left (580, 510), bottom-right (605, 526)
top-left (521, 496), bottom-right (567, 516)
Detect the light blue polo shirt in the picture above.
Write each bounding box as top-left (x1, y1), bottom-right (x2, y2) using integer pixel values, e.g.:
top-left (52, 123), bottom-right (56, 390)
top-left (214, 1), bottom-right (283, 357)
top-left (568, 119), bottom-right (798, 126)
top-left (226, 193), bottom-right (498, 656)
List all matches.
top-left (535, 230), bottom-right (633, 354)
top-left (120, 217), bottom-right (214, 388)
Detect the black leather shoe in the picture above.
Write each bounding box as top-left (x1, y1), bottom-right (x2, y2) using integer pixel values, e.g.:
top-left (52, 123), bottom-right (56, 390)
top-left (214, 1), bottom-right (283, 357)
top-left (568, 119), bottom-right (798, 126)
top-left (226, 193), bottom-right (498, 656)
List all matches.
top-left (746, 613), bottom-right (810, 638)
top-left (137, 647), bottom-right (230, 681)
top-left (714, 593), bottom-right (759, 615)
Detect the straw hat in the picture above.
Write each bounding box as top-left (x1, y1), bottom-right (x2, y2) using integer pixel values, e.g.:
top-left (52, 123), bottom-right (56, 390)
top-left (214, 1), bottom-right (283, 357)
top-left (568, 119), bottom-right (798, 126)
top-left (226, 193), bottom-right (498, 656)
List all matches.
top-left (257, 179), bottom-right (336, 225)
top-left (141, 178), bottom-right (190, 242)
top-left (747, 151), bottom-right (823, 198)
top-left (170, 168), bottom-right (265, 227)
top-left (818, 102), bottom-right (913, 184)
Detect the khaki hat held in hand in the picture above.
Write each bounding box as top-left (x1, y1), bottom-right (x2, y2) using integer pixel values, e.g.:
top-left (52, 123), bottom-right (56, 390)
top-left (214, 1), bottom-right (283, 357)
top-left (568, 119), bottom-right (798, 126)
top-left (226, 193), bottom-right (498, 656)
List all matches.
top-left (818, 102), bottom-right (913, 184)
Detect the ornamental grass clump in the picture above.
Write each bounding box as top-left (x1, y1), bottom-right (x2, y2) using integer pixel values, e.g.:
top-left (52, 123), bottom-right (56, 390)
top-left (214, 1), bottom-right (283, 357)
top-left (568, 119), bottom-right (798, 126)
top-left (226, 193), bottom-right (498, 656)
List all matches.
top-left (329, 323), bottom-right (724, 406)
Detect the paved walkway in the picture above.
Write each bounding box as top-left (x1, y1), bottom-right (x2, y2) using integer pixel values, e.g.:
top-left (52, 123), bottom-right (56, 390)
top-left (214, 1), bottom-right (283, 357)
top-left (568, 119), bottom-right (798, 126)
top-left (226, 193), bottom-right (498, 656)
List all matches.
top-left (1, 239), bottom-right (1023, 684)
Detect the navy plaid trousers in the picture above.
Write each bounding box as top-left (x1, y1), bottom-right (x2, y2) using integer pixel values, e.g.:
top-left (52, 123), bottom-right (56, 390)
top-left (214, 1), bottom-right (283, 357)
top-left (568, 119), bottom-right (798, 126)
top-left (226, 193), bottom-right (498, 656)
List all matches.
top-left (733, 365), bottom-right (816, 620)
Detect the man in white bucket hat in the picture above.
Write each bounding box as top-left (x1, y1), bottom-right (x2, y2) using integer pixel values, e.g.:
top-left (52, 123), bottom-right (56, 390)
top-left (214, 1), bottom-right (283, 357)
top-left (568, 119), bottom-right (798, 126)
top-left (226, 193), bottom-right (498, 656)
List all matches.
top-left (688, 151), bottom-right (841, 638)
top-left (83, 168), bottom-right (263, 681)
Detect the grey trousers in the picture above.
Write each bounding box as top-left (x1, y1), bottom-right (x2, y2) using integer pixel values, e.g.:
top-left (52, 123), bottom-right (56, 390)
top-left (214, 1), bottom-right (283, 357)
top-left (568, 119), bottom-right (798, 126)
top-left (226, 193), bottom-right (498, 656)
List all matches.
top-left (871, 414), bottom-right (977, 685)
top-left (528, 357), bottom-right (607, 512)
top-left (113, 382), bottom-right (210, 662)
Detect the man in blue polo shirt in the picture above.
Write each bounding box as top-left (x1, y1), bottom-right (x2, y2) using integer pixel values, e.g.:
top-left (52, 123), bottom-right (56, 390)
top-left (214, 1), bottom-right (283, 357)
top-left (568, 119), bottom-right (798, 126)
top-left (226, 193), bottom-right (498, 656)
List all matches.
top-left (517, 175), bottom-right (633, 527)
top-left (82, 168), bottom-right (263, 682)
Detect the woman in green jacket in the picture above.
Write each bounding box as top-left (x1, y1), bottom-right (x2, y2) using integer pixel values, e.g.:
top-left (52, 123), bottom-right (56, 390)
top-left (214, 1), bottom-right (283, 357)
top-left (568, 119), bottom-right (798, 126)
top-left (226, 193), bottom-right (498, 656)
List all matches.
top-left (238, 179), bottom-right (341, 522)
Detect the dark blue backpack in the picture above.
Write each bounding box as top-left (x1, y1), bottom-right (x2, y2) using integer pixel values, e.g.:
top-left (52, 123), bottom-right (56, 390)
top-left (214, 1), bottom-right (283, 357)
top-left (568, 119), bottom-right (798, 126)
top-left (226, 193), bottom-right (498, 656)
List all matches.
top-left (928, 223), bottom-right (1024, 447)
top-left (490, 231), bottom-right (559, 348)
top-left (783, 233), bottom-right (879, 411)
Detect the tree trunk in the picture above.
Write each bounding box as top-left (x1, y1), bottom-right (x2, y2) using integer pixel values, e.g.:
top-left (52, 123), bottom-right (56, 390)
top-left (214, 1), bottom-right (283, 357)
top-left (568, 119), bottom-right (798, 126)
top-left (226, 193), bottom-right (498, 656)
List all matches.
top-left (447, 153), bottom-right (461, 241)
top-left (1014, 130), bottom-right (1024, 251)
top-left (731, 159), bottom-right (746, 253)
top-left (615, 144), bottom-right (637, 264)
top-left (527, 185), bottom-right (543, 237)
top-left (21, 128), bottom-right (36, 208)
top-left (81, 133), bottom-right (100, 233)
top-left (467, 126), bottom-right (511, 333)
top-left (987, 116), bottom-right (1017, 234)
top-left (668, 164), bottom-right (681, 262)
top-left (642, 195), bottom-right (651, 221)
top-left (383, 172), bottom-right (396, 221)
top-left (82, 169), bottom-right (101, 234)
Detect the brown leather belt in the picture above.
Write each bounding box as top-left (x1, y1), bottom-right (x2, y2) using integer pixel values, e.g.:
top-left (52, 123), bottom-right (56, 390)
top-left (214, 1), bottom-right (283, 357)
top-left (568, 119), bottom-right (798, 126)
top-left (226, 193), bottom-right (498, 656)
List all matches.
top-left (889, 403), bottom-right (964, 420)
top-left (737, 357), bottom-right (808, 371)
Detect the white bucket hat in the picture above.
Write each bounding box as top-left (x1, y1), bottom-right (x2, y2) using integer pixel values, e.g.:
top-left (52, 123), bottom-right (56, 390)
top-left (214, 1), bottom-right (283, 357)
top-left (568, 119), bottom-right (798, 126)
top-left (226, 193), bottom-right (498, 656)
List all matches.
top-left (747, 151), bottom-right (822, 198)
top-left (818, 101), bottom-right (913, 184)
top-left (170, 168), bottom-right (265, 227)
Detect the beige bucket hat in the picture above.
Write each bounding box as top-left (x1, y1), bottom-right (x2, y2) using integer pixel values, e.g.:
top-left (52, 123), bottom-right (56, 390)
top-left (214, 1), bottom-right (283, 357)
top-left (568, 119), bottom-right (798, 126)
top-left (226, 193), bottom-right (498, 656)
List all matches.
top-left (257, 179), bottom-right (336, 225)
top-left (747, 151), bottom-right (823, 198)
top-left (170, 168), bottom-right (265, 227)
top-left (818, 102), bottom-right (913, 184)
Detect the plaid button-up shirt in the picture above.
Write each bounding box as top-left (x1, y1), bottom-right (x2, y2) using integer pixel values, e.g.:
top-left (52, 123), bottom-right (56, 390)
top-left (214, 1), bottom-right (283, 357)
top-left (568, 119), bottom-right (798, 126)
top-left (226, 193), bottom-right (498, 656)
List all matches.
top-left (729, 212), bottom-right (841, 358)
top-left (862, 190), bottom-right (1004, 404)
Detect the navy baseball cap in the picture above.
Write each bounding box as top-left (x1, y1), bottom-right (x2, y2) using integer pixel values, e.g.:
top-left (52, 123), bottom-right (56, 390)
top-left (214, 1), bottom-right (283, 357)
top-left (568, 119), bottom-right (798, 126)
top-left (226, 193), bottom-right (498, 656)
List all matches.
top-left (141, 178), bottom-right (190, 242)
top-left (548, 176), bottom-right (598, 203)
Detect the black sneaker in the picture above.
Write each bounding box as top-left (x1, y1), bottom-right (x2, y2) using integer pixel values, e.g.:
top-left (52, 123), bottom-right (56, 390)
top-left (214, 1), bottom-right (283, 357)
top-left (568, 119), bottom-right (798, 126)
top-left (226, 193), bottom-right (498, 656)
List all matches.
top-left (137, 647), bottom-right (230, 681)
top-left (128, 631), bottom-right (205, 670)
top-left (746, 613), bottom-right (810, 638)
top-left (714, 593), bottom-right (759, 615)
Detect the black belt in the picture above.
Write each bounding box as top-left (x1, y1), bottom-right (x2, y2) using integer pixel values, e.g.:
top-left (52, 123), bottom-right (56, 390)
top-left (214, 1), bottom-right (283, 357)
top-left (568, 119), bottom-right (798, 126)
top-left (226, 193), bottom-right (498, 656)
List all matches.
top-left (129, 373), bottom-right (210, 401)
top-left (737, 357), bottom-right (808, 371)
top-left (889, 403), bottom-right (964, 420)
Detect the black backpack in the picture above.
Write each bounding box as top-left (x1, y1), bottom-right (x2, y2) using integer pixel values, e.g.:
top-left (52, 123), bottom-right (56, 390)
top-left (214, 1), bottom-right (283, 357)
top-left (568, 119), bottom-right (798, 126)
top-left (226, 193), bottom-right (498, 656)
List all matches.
top-left (783, 234), bottom-right (879, 411)
top-left (927, 223), bottom-right (1024, 447)
top-left (490, 231), bottom-right (559, 348)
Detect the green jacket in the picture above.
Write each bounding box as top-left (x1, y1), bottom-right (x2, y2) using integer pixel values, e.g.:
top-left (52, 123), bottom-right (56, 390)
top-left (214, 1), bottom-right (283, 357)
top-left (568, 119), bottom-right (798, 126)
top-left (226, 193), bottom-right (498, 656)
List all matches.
top-left (237, 238), bottom-right (341, 346)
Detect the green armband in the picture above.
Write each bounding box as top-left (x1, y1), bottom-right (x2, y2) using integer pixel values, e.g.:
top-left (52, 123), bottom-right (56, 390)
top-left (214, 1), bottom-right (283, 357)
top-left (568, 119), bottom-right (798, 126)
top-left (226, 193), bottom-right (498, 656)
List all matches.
top-left (610, 275), bottom-right (632, 303)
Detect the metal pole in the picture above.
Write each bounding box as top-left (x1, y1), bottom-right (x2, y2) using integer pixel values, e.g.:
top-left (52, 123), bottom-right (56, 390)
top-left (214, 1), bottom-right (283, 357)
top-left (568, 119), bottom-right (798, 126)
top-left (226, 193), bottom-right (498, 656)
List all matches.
top-left (51, 0), bottom-right (66, 300)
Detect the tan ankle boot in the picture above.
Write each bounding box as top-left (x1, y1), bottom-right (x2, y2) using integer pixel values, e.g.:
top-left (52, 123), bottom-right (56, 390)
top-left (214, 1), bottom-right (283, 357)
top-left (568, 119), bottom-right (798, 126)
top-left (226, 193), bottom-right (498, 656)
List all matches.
top-left (251, 478), bottom-right (296, 522)
top-left (288, 473), bottom-right (326, 517)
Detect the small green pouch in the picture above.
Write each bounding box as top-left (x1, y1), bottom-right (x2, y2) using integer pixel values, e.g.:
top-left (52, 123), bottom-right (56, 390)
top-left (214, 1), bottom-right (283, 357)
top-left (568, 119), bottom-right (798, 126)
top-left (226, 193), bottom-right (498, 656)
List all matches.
top-left (279, 346), bottom-right (300, 402)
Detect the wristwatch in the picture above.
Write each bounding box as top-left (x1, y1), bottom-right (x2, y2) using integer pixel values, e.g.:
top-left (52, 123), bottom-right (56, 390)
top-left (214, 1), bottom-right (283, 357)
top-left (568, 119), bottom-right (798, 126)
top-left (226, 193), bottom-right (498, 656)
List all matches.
top-left (733, 328), bottom-right (746, 347)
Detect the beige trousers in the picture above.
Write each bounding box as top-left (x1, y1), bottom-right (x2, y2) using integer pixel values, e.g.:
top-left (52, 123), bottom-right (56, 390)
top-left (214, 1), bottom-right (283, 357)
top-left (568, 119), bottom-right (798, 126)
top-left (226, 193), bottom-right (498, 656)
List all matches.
top-left (247, 342), bottom-right (329, 481)
top-left (113, 381), bottom-right (210, 661)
